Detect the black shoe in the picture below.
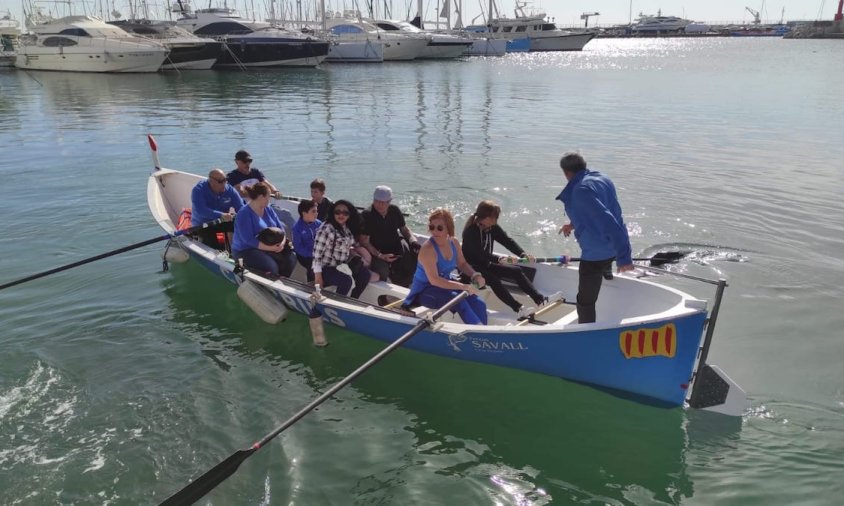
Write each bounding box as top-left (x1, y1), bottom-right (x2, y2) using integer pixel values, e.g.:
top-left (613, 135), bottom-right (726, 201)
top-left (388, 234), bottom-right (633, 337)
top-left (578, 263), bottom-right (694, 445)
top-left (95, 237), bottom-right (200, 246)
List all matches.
top-left (603, 270), bottom-right (614, 280)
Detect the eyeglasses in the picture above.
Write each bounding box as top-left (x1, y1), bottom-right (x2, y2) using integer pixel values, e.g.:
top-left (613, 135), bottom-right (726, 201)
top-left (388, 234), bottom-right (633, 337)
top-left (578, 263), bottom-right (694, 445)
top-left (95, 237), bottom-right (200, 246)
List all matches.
top-left (211, 177), bottom-right (227, 184)
top-left (428, 224), bottom-right (445, 232)
top-left (334, 209), bottom-right (350, 216)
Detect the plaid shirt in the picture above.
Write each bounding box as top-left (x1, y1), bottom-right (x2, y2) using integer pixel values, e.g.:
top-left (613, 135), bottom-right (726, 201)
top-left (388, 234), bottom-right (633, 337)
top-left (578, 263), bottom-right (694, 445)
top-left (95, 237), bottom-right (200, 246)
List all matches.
top-left (312, 222), bottom-right (354, 273)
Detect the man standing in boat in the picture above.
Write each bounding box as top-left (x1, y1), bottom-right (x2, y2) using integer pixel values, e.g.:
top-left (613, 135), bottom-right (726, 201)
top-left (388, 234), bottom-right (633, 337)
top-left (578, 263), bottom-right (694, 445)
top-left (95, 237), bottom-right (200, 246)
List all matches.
top-left (226, 150), bottom-right (281, 199)
top-left (191, 169), bottom-right (244, 250)
top-left (359, 185), bottom-right (421, 287)
top-left (557, 152), bottom-right (634, 324)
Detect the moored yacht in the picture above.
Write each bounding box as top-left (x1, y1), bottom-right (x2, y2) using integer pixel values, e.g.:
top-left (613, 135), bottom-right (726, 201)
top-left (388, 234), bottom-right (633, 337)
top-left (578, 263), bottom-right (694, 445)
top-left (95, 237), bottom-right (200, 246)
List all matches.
top-left (325, 16), bottom-right (428, 61)
top-left (1, 10), bottom-right (21, 67)
top-left (464, 0), bottom-right (595, 52)
top-left (176, 8), bottom-right (328, 68)
top-left (15, 15), bottom-right (168, 72)
top-left (629, 11), bottom-right (691, 34)
top-left (373, 19), bottom-right (472, 59)
top-left (110, 19), bottom-right (221, 70)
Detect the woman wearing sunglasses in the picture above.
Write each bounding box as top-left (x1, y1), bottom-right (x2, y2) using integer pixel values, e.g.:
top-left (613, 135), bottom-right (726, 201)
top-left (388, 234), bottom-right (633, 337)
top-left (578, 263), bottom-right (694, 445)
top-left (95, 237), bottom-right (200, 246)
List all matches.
top-left (462, 200), bottom-right (550, 319)
top-left (312, 200), bottom-right (372, 299)
top-left (402, 209), bottom-right (488, 325)
top-left (231, 182), bottom-right (296, 279)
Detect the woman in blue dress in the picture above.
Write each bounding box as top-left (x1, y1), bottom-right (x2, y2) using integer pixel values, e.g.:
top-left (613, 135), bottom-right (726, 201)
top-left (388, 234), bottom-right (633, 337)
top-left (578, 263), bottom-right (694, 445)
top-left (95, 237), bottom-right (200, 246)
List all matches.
top-left (231, 182), bottom-right (296, 278)
top-left (403, 209), bottom-right (488, 325)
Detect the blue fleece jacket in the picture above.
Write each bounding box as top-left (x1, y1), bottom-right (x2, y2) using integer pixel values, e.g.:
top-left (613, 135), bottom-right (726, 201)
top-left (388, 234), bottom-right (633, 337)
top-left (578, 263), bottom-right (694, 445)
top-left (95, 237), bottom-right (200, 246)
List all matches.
top-left (292, 218), bottom-right (322, 258)
top-left (190, 180), bottom-right (244, 226)
top-left (232, 205), bottom-right (283, 254)
top-left (556, 169), bottom-right (632, 265)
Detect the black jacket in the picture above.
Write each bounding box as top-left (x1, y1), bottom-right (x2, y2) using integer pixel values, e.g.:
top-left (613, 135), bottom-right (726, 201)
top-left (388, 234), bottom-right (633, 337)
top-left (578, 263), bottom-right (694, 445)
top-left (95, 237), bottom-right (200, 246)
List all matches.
top-left (462, 224), bottom-right (525, 270)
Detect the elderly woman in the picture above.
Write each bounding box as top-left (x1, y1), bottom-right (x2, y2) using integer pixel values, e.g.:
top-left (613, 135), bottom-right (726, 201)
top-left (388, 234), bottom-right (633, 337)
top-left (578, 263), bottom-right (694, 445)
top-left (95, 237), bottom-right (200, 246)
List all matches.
top-left (312, 200), bottom-right (372, 299)
top-left (231, 182), bottom-right (296, 279)
top-left (462, 200), bottom-right (548, 318)
top-left (403, 209), bottom-right (488, 325)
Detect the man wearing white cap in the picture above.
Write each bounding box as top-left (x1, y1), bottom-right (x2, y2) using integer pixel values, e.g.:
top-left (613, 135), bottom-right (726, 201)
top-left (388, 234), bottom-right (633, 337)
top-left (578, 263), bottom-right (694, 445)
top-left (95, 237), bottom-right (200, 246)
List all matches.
top-left (360, 185), bottom-right (420, 287)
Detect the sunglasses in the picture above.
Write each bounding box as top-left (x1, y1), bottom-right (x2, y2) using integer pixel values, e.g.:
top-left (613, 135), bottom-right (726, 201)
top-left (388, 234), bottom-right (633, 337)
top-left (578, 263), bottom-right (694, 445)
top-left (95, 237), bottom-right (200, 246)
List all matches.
top-left (334, 209), bottom-right (350, 216)
top-left (428, 223), bottom-right (445, 232)
top-left (211, 177), bottom-right (227, 184)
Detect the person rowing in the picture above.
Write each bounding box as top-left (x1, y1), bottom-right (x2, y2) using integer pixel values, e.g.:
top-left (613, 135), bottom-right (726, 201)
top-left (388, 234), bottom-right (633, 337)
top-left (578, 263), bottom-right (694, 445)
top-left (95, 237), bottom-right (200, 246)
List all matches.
top-left (462, 200), bottom-right (552, 319)
top-left (403, 209), bottom-right (488, 325)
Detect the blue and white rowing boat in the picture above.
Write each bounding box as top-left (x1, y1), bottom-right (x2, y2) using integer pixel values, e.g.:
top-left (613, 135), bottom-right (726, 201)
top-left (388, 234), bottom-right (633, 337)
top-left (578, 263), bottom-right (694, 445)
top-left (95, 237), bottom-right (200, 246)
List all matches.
top-left (147, 146), bottom-right (745, 417)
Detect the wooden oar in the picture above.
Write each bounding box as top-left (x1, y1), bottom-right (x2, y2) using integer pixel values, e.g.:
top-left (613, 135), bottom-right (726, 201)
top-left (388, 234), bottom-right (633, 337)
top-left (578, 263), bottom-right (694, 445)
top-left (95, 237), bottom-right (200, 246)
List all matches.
top-left (0, 218), bottom-right (224, 292)
top-left (510, 251), bottom-right (686, 267)
top-left (159, 291), bottom-right (469, 506)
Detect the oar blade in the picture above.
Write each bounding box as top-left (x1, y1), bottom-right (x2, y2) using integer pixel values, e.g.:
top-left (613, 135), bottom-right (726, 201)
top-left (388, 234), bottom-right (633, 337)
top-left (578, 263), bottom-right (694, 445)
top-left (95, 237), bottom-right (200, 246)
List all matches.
top-left (159, 448), bottom-right (255, 506)
top-left (649, 251), bottom-right (684, 267)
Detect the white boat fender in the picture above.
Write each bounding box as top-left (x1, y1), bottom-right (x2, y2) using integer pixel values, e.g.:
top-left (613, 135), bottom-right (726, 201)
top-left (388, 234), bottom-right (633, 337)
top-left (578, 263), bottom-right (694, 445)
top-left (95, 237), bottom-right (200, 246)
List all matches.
top-left (309, 285), bottom-right (328, 347)
top-left (236, 278), bottom-right (288, 324)
top-left (161, 240), bottom-right (190, 271)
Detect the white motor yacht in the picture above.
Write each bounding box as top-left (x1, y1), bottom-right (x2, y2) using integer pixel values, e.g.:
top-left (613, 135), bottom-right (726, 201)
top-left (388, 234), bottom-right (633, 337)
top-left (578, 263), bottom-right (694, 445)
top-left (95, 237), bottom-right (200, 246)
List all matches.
top-left (372, 19), bottom-right (472, 59)
top-left (111, 20), bottom-right (221, 70)
top-left (1, 10), bottom-right (21, 67)
top-left (464, 1), bottom-right (595, 52)
top-left (630, 11), bottom-right (692, 34)
top-left (325, 16), bottom-right (428, 61)
top-left (15, 15), bottom-right (168, 72)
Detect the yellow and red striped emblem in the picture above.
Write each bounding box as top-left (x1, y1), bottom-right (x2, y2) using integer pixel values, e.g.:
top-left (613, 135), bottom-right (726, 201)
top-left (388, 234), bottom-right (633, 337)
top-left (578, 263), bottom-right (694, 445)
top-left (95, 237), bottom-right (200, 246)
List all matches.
top-left (619, 324), bottom-right (677, 359)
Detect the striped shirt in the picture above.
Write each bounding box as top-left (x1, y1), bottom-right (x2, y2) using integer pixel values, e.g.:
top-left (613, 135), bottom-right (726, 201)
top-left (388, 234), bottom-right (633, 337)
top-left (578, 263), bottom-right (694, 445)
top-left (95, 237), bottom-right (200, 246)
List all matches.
top-left (312, 222), bottom-right (354, 273)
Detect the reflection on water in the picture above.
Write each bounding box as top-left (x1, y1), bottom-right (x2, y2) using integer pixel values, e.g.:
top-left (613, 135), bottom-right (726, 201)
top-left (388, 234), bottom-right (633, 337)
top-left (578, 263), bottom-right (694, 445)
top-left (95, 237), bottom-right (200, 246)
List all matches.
top-left (2, 38), bottom-right (844, 504)
top-left (160, 263), bottom-right (699, 504)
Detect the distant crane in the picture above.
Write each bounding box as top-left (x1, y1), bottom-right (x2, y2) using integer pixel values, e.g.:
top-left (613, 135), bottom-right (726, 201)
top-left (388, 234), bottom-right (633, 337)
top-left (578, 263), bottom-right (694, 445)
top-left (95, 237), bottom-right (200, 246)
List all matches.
top-left (580, 11), bottom-right (600, 28)
top-left (745, 6), bottom-right (761, 24)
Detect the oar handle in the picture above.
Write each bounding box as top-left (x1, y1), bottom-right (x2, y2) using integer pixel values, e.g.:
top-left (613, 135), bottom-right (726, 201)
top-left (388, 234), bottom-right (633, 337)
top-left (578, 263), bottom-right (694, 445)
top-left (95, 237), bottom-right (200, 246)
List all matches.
top-left (0, 218), bottom-right (224, 292)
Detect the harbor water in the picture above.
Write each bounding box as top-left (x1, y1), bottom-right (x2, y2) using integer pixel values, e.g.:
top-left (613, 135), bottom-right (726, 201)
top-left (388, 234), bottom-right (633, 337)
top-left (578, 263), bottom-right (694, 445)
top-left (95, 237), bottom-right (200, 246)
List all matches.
top-left (1, 37), bottom-right (843, 504)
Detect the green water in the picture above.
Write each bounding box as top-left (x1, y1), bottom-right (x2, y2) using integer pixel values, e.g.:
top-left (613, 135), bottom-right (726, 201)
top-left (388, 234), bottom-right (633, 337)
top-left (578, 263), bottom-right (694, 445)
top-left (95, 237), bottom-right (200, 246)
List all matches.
top-left (1, 38), bottom-right (843, 504)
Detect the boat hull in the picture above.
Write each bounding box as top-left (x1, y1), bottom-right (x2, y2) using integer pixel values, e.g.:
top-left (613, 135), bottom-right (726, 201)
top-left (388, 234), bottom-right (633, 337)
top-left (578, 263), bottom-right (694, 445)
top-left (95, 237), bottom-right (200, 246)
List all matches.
top-left (16, 44), bottom-right (167, 72)
top-left (161, 41), bottom-right (222, 70)
top-left (214, 38), bottom-right (329, 68)
top-left (324, 40), bottom-right (384, 63)
top-left (529, 32), bottom-right (596, 51)
top-left (147, 168), bottom-right (716, 408)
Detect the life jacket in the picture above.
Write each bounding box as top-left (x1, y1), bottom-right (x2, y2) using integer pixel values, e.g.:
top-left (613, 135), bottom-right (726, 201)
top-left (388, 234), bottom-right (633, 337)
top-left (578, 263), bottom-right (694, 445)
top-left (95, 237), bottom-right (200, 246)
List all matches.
top-left (177, 209), bottom-right (192, 231)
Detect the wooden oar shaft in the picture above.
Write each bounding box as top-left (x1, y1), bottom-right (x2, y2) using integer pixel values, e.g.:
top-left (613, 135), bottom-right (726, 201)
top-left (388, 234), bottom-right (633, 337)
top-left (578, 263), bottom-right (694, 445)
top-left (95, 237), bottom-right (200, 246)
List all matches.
top-left (159, 291), bottom-right (469, 506)
top-left (0, 219), bottom-right (223, 292)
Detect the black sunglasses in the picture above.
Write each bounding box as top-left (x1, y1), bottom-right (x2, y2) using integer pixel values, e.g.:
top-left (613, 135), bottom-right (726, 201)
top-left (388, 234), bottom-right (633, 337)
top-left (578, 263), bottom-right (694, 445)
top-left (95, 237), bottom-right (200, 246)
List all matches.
top-left (334, 209), bottom-right (350, 216)
top-left (211, 177), bottom-right (227, 184)
top-left (428, 223), bottom-right (445, 232)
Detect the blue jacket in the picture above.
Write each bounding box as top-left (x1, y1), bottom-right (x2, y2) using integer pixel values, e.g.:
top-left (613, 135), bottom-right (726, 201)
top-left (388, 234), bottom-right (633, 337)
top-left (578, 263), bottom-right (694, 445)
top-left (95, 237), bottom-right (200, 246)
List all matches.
top-left (232, 205), bottom-right (283, 254)
top-left (191, 180), bottom-right (244, 226)
top-left (292, 218), bottom-right (322, 258)
top-left (556, 169), bottom-right (632, 265)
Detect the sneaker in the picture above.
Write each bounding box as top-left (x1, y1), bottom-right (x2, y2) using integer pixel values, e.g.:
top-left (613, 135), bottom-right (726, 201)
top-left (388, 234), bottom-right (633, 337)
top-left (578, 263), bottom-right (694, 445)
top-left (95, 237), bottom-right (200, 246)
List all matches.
top-left (541, 292), bottom-right (565, 306)
top-left (517, 305), bottom-right (537, 319)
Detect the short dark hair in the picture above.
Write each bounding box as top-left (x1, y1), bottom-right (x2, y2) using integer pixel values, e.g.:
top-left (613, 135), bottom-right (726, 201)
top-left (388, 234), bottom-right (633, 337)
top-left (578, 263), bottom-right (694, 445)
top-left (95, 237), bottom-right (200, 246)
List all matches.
top-left (297, 199), bottom-right (317, 217)
top-left (560, 152), bottom-right (587, 173)
top-left (310, 178), bottom-right (326, 192)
